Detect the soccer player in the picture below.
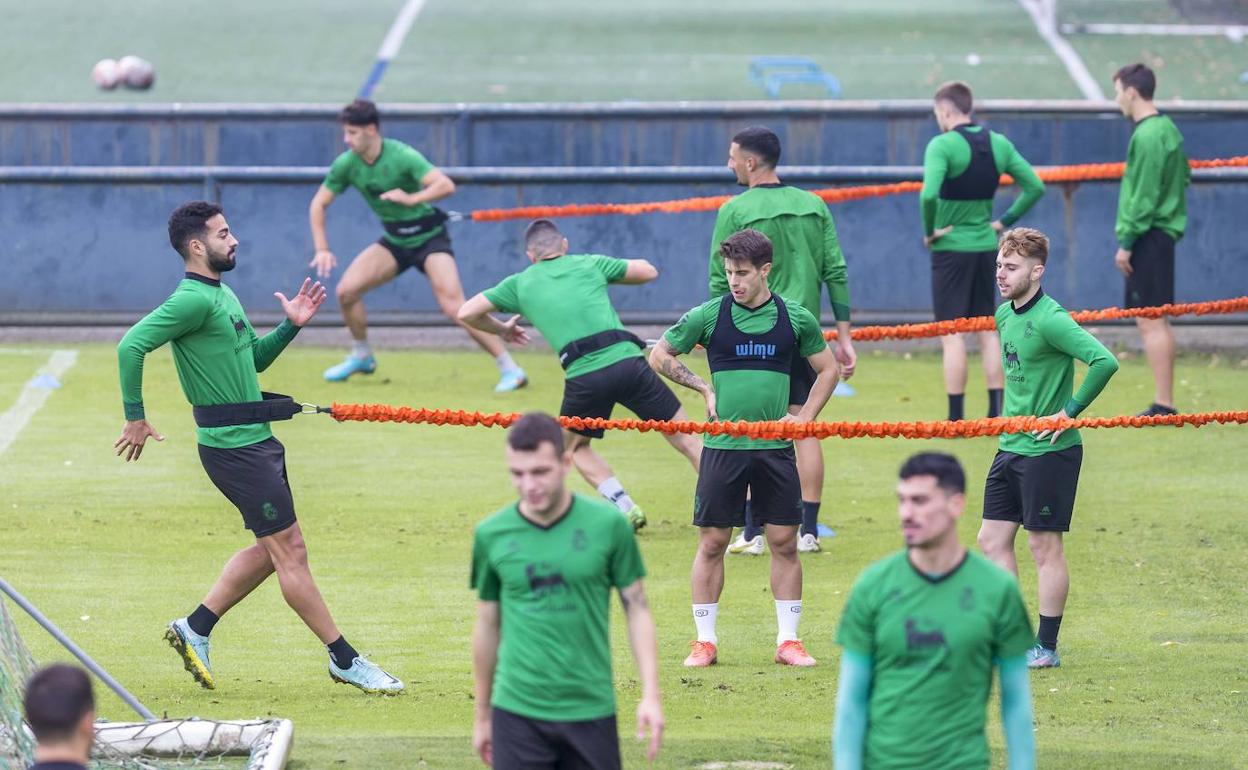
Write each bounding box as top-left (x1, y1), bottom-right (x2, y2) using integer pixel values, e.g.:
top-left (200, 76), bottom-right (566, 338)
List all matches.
top-left (1111, 63), bottom-right (1190, 416)
top-left (23, 665), bottom-right (94, 770)
top-left (651, 229), bottom-right (839, 667)
top-left (459, 219), bottom-right (701, 530)
top-left (116, 201), bottom-right (402, 694)
top-left (921, 81), bottom-right (1045, 423)
top-left (471, 412), bottom-right (663, 769)
top-left (834, 453), bottom-right (1036, 770)
top-left (710, 126), bottom-right (855, 556)
top-left (976, 227), bottom-right (1119, 668)
top-left (309, 98), bottom-right (527, 391)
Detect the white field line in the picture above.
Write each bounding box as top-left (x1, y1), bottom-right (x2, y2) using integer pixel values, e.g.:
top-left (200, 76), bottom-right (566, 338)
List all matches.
top-left (0, 350), bottom-right (78, 457)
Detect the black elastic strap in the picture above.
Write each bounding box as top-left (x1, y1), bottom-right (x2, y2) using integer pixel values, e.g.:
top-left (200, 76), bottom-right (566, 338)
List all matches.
top-left (192, 392), bottom-right (303, 428)
top-left (558, 329), bottom-right (645, 370)
top-left (382, 209), bottom-right (449, 239)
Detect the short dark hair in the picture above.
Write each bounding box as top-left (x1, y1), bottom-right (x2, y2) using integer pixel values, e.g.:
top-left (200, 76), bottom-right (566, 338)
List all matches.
top-left (524, 219), bottom-right (564, 256)
top-left (1000, 227), bottom-right (1049, 265)
top-left (507, 412), bottom-right (565, 455)
top-left (934, 81), bottom-right (974, 115)
top-left (732, 126), bottom-right (781, 168)
top-left (168, 201), bottom-right (224, 259)
top-left (719, 229), bottom-right (773, 269)
top-left (340, 98), bottom-right (380, 127)
top-left (899, 452), bottom-right (966, 495)
top-left (24, 664), bottom-right (94, 743)
top-left (1114, 63), bottom-right (1156, 100)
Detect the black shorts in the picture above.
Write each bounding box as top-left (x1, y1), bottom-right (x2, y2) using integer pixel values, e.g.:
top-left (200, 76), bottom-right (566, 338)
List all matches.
top-left (377, 231), bottom-right (453, 275)
top-left (560, 357), bottom-right (683, 439)
top-left (694, 447), bottom-right (802, 529)
top-left (491, 707), bottom-right (620, 770)
top-left (198, 437), bottom-right (297, 538)
top-left (931, 250), bottom-right (998, 321)
top-left (789, 352), bottom-right (816, 406)
top-left (1125, 229), bottom-right (1175, 309)
top-left (982, 446), bottom-right (1083, 532)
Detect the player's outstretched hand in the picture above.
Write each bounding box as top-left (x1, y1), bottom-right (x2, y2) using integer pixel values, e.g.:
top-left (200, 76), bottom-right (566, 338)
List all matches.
top-left (836, 339), bottom-right (857, 380)
top-left (275, 278), bottom-right (328, 327)
top-left (472, 715), bottom-right (493, 767)
top-left (1032, 409), bottom-right (1069, 445)
top-left (636, 694), bottom-right (664, 762)
top-left (114, 419), bottom-right (164, 462)
top-left (500, 315), bottom-right (531, 346)
top-left (1114, 248), bottom-right (1133, 276)
top-left (309, 250), bottom-right (337, 279)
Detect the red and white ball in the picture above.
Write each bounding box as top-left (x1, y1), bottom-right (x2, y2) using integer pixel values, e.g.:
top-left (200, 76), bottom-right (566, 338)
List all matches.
top-left (91, 58), bottom-right (121, 90)
top-left (119, 56), bottom-right (156, 90)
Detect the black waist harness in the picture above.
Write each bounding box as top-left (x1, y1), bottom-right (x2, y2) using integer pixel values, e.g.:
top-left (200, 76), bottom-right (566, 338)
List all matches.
top-left (192, 392), bottom-right (316, 428)
top-left (939, 125), bottom-right (1000, 201)
top-left (558, 329), bottom-right (645, 370)
top-left (382, 208), bottom-right (449, 239)
top-left (706, 294), bottom-right (796, 375)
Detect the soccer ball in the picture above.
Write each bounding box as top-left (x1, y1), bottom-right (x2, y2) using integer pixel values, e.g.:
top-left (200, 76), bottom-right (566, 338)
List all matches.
top-left (91, 59), bottom-right (121, 90)
top-left (119, 56), bottom-right (156, 90)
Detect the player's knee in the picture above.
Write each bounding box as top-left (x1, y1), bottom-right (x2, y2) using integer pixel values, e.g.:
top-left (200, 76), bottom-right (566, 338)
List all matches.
top-left (336, 282), bottom-right (360, 305)
top-left (977, 528), bottom-right (1007, 557)
top-left (1027, 533), bottom-right (1063, 564)
top-left (698, 534), bottom-right (729, 559)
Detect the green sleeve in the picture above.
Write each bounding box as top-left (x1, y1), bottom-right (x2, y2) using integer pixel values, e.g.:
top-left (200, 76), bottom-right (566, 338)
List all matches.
top-left (819, 208), bottom-right (851, 322)
top-left (997, 138), bottom-right (1045, 227)
top-left (403, 146), bottom-right (436, 184)
top-left (835, 575), bottom-right (877, 657)
top-left (662, 304), bottom-right (709, 354)
top-left (117, 289), bottom-right (212, 420)
top-left (919, 136), bottom-right (947, 237)
top-left (590, 254), bottom-right (629, 283)
top-left (832, 650), bottom-right (872, 770)
top-left (482, 274), bottom-right (521, 315)
top-left (608, 513), bottom-right (647, 589)
top-left (993, 581), bottom-right (1037, 661)
top-left (252, 319), bottom-right (300, 373)
top-left (999, 657), bottom-right (1037, 770)
top-left (470, 527), bottom-right (501, 601)
top-left (322, 151), bottom-right (352, 194)
top-left (1116, 134), bottom-right (1166, 250)
top-left (1039, 312), bottom-right (1120, 416)
top-left (791, 303), bottom-right (830, 358)
top-left (708, 206), bottom-right (734, 298)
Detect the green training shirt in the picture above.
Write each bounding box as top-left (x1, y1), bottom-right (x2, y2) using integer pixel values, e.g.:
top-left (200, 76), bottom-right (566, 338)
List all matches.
top-left (996, 289), bottom-right (1119, 456)
top-left (662, 294), bottom-right (827, 451)
top-left (1116, 114), bottom-right (1189, 250)
top-left (920, 126), bottom-right (1045, 253)
top-left (708, 185), bottom-right (851, 321)
top-left (837, 550), bottom-right (1035, 770)
top-left (483, 254), bottom-right (639, 380)
top-left (117, 274), bottom-right (300, 449)
top-left (471, 493), bottom-right (646, 722)
top-left (322, 138), bottom-right (442, 249)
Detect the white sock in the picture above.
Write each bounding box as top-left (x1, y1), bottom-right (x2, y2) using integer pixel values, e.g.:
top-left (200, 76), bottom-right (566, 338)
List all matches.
top-left (597, 477), bottom-right (635, 513)
top-left (693, 603), bottom-right (719, 644)
top-left (776, 600), bottom-right (802, 645)
top-left (496, 352), bottom-right (520, 372)
top-left (351, 340), bottom-right (372, 359)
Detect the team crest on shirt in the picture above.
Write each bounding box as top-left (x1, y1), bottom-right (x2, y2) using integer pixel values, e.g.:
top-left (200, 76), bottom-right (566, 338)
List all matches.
top-left (1003, 342), bottom-right (1022, 371)
top-left (904, 617), bottom-right (948, 652)
top-left (960, 587), bottom-right (975, 611)
top-left (572, 528), bottom-right (588, 551)
top-left (1024, 320), bottom-right (1035, 339)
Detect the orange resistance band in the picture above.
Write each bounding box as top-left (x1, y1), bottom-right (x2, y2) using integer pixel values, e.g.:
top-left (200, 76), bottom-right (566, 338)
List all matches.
top-left (468, 156), bottom-right (1248, 223)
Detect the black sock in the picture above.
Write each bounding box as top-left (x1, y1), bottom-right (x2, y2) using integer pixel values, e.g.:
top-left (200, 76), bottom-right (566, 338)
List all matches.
top-left (327, 636), bottom-right (359, 669)
top-left (186, 604), bottom-right (219, 638)
top-left (1037, 614), bottom-right (1063, 651)
top-left (947, 394), bottom-right (965, 422)
top-left (800, 501), bottom-right (821, 537)
top-left (743, 500), bottom-right (761, 540)
top-left (987, 388), bottom-right (1003, 418)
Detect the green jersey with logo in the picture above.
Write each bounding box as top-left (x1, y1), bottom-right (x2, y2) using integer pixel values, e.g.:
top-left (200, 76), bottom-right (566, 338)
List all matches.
top-left (1116, 114), bottom-right (1189, 250)
top-left (322, 138), bottom-right (442, 248)
top-left (662, 294), bottom-right (827, 451)
top-left (117, 274), bottom-right (299, 449)
top-left (709, 185), bottom-right (851, 321)
top-left (483, 254), bottom-right (639, 379)
top-left (837, 550), bottom-right (1035, 770)
top-left (471, 493), bottom-right (646, 722)
top-left (996, 290), bottom-right (1119, 456)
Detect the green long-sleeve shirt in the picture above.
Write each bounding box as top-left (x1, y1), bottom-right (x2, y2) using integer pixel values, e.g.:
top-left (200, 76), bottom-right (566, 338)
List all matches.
top-left (117, 274), bottom-right (299, 449)
top-left (996, 289), bottom-right (1119, 456)
top-left (708, 184), bottom-right (851, 321)
top-left (1116, 114), bottom-right (1189, 250)
top-left (921, 126), bottom-right (1045, 253)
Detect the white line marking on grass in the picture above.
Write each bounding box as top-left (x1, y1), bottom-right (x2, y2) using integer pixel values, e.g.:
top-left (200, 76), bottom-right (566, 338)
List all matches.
top-left (359, 0), bottom-right (428, 97)
top-left (1015, 0), bottom-right (1107, 101)
top-left (0, 350), bottom-right (77, 457)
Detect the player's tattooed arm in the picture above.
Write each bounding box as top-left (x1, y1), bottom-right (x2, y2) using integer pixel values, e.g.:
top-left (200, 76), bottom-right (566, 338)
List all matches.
top-left (651, 339), bottom-right (710, 393)
top-left (619, 581), bottom-right (650, 615)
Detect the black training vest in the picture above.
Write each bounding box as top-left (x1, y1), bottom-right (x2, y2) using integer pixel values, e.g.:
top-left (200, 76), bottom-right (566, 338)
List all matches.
top-left (939, 125), bottom-right (1000, 201)
top-left (706, 293), bottom-right (796, 375)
